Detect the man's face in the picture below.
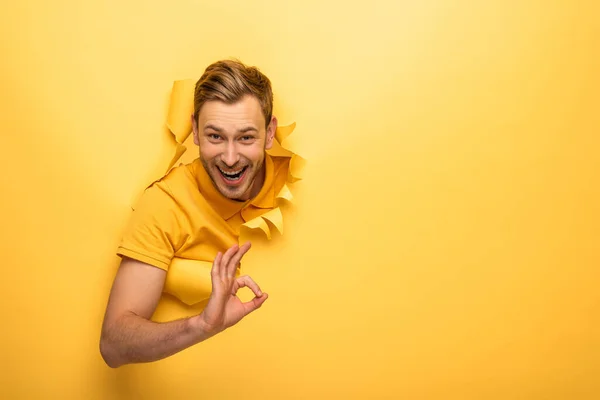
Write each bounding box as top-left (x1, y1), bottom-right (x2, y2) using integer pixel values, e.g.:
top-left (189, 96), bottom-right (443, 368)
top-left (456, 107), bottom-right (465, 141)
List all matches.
top-left (192, 95), bottom-right (276, 201)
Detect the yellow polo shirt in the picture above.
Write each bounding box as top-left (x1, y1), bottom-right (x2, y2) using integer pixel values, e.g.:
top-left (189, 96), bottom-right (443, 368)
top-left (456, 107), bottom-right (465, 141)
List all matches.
top-left (116, 154), bottom-right (289, 305)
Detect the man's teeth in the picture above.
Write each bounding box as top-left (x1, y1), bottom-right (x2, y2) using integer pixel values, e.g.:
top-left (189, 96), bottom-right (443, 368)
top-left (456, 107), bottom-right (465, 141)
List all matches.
top-left (219, 167), bottom-right (246, 179)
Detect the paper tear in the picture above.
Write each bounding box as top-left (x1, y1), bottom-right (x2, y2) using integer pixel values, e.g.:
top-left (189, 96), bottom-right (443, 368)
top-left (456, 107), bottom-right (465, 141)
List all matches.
top-left (163, 258), bottom-right (213, 305)
top-left (164, 80), bottom-right (195, 173)
top-left (129, 79), bottom-right (307, 308)
top-left (275, 121), bottom-right (296, 144)
top-left (241, 216), bottom-right (271, 240)
top-left (129, 79), bottom-right (306, 307)
top-left (170, 143), bottom-right (187, 168)
top-left (276, 184), bottom-right (293, 203)
top-left (164, 257), bottom-right (240, 306)
top-left (131, 80), bottom-right (195, 210)
top-left (266, 138), bottom-right (294, 158)
top-left (166, 79), bottom-right (195, 144)
top-left (260, 207), bottom-right (284, 235)
top-left (239, 122), bottom-right (304, 241)
top-left (133, 79), bottom-right (305, 242)
top-left (289, 154), bottom-right (306, 182)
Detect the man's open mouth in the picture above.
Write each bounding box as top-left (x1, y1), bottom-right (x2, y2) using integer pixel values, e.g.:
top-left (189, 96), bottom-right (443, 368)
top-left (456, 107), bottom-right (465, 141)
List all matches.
top-left (218, 166), bottom-right (248, 181)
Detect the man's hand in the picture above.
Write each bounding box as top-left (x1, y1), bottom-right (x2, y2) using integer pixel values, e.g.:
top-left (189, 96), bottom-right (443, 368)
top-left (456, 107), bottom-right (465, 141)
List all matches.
top-left (197, 242), bottom-right (268, 334)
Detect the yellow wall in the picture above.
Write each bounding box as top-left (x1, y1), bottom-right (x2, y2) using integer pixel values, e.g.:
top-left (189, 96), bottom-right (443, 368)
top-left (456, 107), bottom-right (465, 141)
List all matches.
top-left (1, 1), bottom-right (599, 398)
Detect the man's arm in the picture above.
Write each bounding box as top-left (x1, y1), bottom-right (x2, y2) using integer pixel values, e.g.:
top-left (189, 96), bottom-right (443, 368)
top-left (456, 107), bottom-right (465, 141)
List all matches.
top-left (99, 242), bottom-right (267, 368)
top-left (99, 257), bottom-right (209, 367)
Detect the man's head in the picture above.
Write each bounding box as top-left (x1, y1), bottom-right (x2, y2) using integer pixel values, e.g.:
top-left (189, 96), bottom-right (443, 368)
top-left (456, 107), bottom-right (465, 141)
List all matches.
top-left (191, 60), bottom-right (277, 201)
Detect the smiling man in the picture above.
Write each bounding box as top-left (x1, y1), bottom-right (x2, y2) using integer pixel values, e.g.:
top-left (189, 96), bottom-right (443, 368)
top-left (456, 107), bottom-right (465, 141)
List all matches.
top-left (194, 89), bottom-right (273, 201)
top-left (99, 60), bottom-right (286, 368)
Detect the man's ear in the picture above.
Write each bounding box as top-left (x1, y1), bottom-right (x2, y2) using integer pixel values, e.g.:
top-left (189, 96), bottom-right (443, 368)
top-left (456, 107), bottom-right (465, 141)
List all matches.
top-left (191, 114), bottom-right (199, 146)
top-left (265, 116), bottom-right (278, 150)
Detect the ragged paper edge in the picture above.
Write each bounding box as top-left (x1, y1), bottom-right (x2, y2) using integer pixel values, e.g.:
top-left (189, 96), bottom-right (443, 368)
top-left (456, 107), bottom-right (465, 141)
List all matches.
top-left (132, 78), bottom-right (306, 242)
top-left (240, 122), bottom-right (304, 241)
top-left (131, 79), bottom-right (195, 210)
top-left (164, 258), bottom-right (241, 306)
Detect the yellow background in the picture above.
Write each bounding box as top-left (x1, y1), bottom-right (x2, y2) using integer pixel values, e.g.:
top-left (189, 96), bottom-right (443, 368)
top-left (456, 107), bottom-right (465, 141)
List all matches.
top-left (1, 0), bottom-right (599, 399)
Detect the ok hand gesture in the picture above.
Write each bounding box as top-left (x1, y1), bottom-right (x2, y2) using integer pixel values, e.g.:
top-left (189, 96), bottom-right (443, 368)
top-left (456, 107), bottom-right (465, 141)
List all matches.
top-left (200, 242), bottom-right (268, 334)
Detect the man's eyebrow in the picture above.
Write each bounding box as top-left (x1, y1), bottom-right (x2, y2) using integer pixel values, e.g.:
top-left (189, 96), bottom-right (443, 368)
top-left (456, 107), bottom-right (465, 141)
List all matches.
top-left (239, 126), bottom-right (258, 133)
top-left (204, 124), bottom-right (223, 132)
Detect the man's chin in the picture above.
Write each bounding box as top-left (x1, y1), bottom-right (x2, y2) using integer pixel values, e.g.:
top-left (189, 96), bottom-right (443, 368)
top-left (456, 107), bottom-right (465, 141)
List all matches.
top-left (216, 182), bottom-right (249, 201)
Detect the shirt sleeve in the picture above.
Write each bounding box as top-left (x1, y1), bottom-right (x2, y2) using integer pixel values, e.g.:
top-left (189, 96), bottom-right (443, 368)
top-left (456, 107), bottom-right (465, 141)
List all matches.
top-left (116, 181), bottom-right (182, 271)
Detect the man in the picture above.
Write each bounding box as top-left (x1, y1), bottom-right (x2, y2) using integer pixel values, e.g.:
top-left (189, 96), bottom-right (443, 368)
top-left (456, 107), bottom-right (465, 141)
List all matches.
top-left (100, 60), bottom-right (288, 368)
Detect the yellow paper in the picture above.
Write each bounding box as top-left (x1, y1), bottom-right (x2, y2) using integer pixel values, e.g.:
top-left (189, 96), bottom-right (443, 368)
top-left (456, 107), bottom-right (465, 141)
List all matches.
top-left (276, 184), bottom-right (293, 203)
top-left (265, 136), bottom-right (294, 158)
top-left (164, 258), bottom-right (240, 306)
top-left (163, 258), bottom-right (213, 305)
top-left (166, 79), bottom-right (195, 144)
top-left (236, 122), bottom-right (304, 241)
top-left (3, 1), bottom-right (600, 398)
top-left (143, 87), bottom-right (305, 307)
top-left (240, 215), bottom-right (271, 240)
top-left (289, 154), bottom-right (306, 182)
top-left (136, 84), bottom-right (306, 227)
top-left (260, 207), bottom-right (284, 235)
top-left (274, 121), bottom-right (296, 144)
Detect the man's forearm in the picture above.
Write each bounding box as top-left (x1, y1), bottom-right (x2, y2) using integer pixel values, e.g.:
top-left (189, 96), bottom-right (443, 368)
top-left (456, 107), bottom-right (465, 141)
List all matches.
top-left (100, 312), bottom-right (213, 368)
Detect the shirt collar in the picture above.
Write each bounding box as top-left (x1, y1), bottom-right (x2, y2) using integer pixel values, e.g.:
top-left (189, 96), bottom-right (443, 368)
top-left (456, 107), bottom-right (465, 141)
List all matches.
top-left (193, 155), bottom-right (276, 220)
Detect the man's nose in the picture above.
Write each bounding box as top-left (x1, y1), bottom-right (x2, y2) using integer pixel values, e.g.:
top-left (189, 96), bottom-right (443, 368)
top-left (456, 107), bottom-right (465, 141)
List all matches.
top-left (221, 143), bottom-right (240, 167)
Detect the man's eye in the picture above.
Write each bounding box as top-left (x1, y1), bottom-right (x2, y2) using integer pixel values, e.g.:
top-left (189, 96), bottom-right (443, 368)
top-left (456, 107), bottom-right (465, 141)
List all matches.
top-left (240, 136), bottom-right (254, 141)
top-left (208, 134), bottom-right (221, 140)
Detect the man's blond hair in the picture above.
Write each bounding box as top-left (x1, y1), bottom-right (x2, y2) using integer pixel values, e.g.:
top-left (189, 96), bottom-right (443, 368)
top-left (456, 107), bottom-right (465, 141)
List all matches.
top-left (193, 59), bottom-right (273, 128)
